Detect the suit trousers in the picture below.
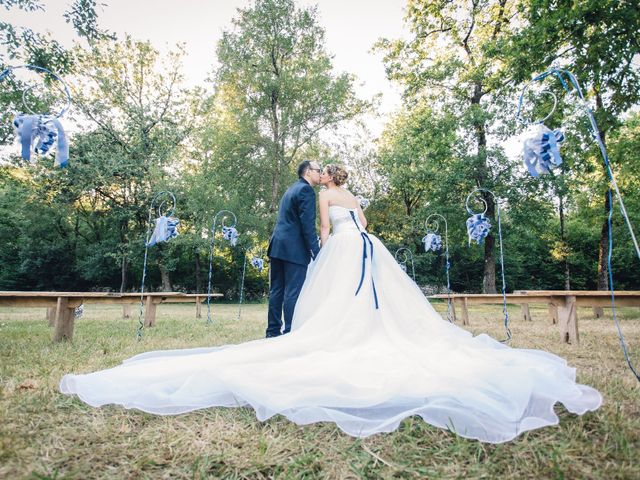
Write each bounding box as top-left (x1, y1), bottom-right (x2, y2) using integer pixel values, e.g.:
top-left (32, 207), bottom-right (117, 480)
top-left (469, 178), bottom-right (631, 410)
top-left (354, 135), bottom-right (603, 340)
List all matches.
top-left (266, 257), bottom-right (307, 336)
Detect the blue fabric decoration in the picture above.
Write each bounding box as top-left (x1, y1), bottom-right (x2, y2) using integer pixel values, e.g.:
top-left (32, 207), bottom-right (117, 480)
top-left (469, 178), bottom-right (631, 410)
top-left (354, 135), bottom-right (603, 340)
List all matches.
top-left (356, 195), bottom-right (370, 210)
top-left (422, 233), bottom-right (442, 252)
top-left (466, 213), bottom-right (491, 245)
top-left (523, 124), bottom-right (565, 177)
top-left (222, 226), bottom-right (239, 246)
top-left (251, 256), bottom-right (264, 272)
top-left (13, 114), bottom-right (69, 167)
top-left (518, 68), bottom-right (640, 380)
top-left (146, 215), bottom-right (179, 247)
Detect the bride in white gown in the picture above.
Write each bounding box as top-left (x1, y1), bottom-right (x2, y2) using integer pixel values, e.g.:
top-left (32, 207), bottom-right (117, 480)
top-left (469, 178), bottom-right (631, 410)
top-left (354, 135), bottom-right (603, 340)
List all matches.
top-left (60, 164), bottom-right (601, 443)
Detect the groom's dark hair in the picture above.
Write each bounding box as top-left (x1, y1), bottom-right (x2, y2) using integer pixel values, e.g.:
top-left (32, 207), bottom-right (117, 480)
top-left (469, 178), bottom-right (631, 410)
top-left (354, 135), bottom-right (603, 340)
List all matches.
top-left (297, 160), bottom-right (312, 178)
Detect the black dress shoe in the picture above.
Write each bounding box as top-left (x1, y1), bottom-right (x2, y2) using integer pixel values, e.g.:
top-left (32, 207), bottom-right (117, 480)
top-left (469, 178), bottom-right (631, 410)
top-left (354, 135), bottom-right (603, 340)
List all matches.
top-left (265, 333), bottom-right (280, 338)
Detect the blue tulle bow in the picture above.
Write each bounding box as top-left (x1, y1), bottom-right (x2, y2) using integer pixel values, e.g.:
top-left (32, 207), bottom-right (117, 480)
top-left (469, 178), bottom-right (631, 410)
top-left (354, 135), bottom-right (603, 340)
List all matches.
top-left (222, 226), bottom-right (238, 246)
top-left (466, 213), bottom-right (491, 245)
top-left (523, 124), bottom-right (565, 177)
top-left (422, 233), bottom-right (442, 252)
top-left (250, 256), bottom-right (264, 272)
top-left (13, 114), bottom-right (69, 167)
top-left (356, 195), bottom-right (370, 210)
top-left (146, 216), bottom-right (179, 247)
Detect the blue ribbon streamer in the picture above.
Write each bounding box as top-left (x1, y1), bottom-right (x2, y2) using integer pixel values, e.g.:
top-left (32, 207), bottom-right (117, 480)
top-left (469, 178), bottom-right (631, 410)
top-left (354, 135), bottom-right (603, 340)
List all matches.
top-left (350, 211), bottom-right (379, 309)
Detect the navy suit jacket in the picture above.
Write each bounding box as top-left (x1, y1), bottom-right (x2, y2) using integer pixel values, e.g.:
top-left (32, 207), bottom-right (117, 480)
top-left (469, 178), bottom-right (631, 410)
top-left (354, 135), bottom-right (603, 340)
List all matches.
top-left (268, 178), bottom-right (320, 266)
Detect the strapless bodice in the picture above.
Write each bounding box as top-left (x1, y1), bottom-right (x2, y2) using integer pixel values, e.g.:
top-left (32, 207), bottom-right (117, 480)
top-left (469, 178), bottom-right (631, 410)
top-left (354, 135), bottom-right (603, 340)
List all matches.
top-left (329, 205), bottom-right (364, 234)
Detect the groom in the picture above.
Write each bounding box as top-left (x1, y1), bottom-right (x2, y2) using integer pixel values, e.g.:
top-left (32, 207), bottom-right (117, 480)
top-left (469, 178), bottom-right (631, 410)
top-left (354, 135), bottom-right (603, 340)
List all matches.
top-left (266, 160), bottom-right (322, 337)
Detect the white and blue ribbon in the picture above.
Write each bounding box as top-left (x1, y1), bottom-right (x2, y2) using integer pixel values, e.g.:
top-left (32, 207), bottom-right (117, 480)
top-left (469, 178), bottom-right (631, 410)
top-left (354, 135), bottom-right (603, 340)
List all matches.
top-left (222, 226), bottom-right (239, 246)
top-left (356, 195), bottom-right (370, 210)
top-left (422, 233), bottom-right (442, 252)
top-left (13, 114), bottom-right (69, 167)
top-left (2, 65), bottom-right (72, 168)
top-left (250, 256), bottom-right (264, 272)
top-left (466, 213), bottom-right (491, 245)
top-left (523, 124), bottom-right (565, 177)
top-left (146, 215), bottom-right (179, 247)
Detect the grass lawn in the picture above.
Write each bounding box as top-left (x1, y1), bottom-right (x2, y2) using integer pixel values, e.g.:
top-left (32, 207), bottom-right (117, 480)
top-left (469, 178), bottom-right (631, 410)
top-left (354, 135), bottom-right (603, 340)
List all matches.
top-left (1, 301), bottom-right (639, 479)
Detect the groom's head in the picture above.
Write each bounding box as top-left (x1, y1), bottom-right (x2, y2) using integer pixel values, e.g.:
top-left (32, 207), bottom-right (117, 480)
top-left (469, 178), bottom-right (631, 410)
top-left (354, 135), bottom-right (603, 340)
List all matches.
top-left (297, 160), bottom-right (322, 186)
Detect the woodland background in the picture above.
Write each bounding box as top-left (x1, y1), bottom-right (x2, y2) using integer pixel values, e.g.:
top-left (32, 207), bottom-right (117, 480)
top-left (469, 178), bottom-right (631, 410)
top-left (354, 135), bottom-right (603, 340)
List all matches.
top-left (1, 0), bottom-right (639, 300)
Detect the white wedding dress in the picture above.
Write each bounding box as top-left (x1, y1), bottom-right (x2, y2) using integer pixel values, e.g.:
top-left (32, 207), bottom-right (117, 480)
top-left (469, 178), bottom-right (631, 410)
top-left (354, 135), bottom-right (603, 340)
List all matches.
top-left (60, 205), bottom-right (601, 443)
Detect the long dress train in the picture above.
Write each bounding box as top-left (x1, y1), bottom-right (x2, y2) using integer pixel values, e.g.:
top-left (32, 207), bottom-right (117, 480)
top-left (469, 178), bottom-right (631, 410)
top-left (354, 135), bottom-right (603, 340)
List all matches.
top-left (60, 205), bottom-right (601, 443)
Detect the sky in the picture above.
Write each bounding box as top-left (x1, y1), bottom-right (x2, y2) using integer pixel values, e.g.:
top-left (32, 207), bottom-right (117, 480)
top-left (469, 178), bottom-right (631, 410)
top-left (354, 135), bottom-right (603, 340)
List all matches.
top-left (5, 0), bottom-right (411, 136)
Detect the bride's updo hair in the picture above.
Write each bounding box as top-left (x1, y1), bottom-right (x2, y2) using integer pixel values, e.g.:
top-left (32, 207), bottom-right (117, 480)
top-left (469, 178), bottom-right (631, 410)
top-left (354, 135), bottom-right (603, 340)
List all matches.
top-left (326, 164), bottom-right (348, 186)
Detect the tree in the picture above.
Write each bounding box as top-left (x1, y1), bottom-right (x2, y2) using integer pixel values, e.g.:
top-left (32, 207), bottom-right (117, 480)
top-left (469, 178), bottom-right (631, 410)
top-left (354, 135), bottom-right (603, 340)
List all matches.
top-left (69, 38), bottom-right (196, 291)
top-left (378, 0), bottom-right (519, 292)
top-left (500, 0), bottom-right (640, 291)
top-left (0, 0), bottom-right (112, 144)
top-left (214, 0), bottom-right (369, 214)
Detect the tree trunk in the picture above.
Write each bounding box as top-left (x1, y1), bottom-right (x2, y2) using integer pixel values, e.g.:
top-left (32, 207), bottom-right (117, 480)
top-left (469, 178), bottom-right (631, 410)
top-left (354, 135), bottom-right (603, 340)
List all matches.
top-left (195, 249), bottom-right (202, 294)
top-left (471, 82), bottom-right (496, 294)
top-left (595, 106), bottom-right (609, 292)
top-left (119, 257), bottom-right (128, 293)
top-left (559, 194), bottom-right (571, 290)
top-left (157, 245), bottom-right (173, 291)
top-left (596, 189), bottom-right (611, 291)
top-left (159, 264), bottom-right (173, 291)
top-left (268, 81), bottom-right (282, 213)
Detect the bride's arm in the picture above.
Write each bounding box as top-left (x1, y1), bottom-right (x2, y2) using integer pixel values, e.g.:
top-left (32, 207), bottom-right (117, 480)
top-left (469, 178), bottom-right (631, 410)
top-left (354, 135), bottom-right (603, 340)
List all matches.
top-left (319, 191), bottom-right (331, 247)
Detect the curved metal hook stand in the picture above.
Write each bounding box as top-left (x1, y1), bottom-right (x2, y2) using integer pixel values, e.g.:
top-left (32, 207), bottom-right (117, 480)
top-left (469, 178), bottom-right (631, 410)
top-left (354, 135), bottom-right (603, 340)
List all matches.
top-left (237, 245), bottom-right (266, 321)
top-left (136, 191), bottom-right (177, 340)
top-left (394, 247), bottom-right (415, 282)
top-left (519, 68), bottom-right (640, 381)
top-left (0, 64), bottom-right (72, 118)
top-left (425, 213), bottom-right (453, 323)
top-left (466, 188), bottom-right (511, 342)
top-left (237, 250), bottom-right (248, 321)
top-left (465, 191), bottom-right (489, 216)
top-left (516, 87), bottom-right (558, 126)
top-left (151, 191), bottom-right (177, 218)
top-left (206, 210), bottom-right (238, 325)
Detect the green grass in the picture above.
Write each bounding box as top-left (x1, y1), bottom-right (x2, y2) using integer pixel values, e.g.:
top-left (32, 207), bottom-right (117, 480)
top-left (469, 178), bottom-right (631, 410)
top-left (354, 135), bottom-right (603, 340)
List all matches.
top-left (1, 302), bottom-right (639, 479)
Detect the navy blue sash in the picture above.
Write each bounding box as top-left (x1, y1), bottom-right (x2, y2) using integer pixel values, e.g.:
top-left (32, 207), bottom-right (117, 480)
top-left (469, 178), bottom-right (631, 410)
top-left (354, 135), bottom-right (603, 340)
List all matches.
top-left (350, 211), bottom-right (379, 309)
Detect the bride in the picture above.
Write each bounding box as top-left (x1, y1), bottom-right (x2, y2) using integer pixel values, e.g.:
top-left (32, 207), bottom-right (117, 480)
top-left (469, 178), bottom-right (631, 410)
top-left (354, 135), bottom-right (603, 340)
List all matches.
top-left (60, 164), bottom-right (601, 443)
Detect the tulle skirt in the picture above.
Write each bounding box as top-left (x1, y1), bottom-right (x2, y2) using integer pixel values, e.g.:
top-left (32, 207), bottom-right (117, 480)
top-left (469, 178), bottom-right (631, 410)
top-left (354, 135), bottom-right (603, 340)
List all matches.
top-left (60, 229), bottom-right (601, 443)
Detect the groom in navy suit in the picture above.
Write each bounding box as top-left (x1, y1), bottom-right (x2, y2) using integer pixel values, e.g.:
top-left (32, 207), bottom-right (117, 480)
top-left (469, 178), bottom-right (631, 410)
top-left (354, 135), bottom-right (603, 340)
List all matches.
top-left (266, 160), bottom-right (322, 337)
